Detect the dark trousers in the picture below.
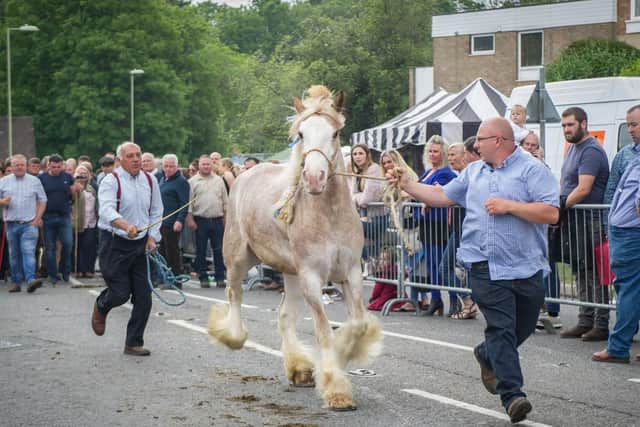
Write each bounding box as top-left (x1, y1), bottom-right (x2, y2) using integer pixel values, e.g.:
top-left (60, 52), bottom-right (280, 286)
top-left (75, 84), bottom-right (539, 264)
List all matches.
top-left (96, 230), bottom-right (151, 347)
top-left (194, 216), bottom-right (225, 282)
top-left (469, 262), bottom-right (545, 409)
top-left (74, 227), bottom-right (97, 273)
top-left (43, 215), bottom-right (73, 281)
top-left (160, 226), bottom-right (182, 275)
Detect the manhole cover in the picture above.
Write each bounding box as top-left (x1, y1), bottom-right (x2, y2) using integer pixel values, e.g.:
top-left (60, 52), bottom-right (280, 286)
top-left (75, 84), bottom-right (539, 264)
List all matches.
top-left (347, 369), bottom-right (376, 377)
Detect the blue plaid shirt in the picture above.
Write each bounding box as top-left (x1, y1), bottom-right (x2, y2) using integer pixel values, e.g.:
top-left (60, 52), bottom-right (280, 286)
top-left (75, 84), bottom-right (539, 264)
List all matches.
top-left (443, 147), bottom-right (559, 280)
top-left (604, 143), bottom-right (640, 204)
top-left (0, 173), bottom-right (47, 222)
top-left (608, 153), bottom-right (640, 228)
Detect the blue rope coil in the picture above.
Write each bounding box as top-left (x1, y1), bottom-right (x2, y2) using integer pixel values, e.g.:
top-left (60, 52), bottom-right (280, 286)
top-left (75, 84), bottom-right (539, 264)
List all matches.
top-left (145, 251), bottom-right (188, 306)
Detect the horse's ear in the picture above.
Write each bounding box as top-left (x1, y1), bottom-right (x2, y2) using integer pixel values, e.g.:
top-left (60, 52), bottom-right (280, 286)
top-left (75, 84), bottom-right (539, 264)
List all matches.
top-left (293, 97), bottom-right (305, 113)
top-left (333, 91), bottom-right (346, 113)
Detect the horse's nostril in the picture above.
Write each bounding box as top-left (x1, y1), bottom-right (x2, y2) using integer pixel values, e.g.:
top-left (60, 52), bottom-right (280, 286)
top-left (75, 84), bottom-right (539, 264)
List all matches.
top-left (319, 170), bottom-right (325, 181)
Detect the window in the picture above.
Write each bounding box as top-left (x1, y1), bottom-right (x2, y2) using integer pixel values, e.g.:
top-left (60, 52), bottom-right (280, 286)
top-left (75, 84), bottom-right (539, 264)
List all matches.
top-left (618, 123), bottom-right (633, 150)
top-left (626, 1), bottom-right (640, 33)
top-left (518, 31), bottom-right (543, 81)
top-left (470, 34), bottom-right (495, 55)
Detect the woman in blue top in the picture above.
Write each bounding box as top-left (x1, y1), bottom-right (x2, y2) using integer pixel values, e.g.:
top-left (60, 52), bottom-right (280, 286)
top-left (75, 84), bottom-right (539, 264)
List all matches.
top-left (402, 135), bottom-right (457, 315)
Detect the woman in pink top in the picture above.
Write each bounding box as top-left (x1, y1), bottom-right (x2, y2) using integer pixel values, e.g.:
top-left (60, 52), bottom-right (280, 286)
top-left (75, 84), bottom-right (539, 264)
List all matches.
top-left (349, 144), bottom-right (384, 273)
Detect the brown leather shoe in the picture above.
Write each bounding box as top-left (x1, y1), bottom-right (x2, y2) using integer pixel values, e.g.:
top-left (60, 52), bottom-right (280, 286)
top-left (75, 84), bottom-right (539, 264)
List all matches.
top-left (124, 346), bottom-right (151, 356)
top-left (592, 349), bottom-right (629, 363)
top-left (507, 396), bottom-right (532, 424)
top-left (26, 279), bottom-right (43, 293)
top-left (581, 328), bottom-right (609, 342)
top-left (636, 353), bottom-right (640, 362)
top-left (560, 325), bottom-right (591, 339)
top-left (91, 303), bottom-right (106, 336)
top-left (473, 347), bottom-right (497, 395)
top-left (216, 281), bottom-right (226, 289)
top-left (8, 284), bottom-right (21, 293)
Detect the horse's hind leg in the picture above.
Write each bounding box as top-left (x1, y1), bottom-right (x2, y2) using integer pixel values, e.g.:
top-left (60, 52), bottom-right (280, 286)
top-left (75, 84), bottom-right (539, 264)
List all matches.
top-left (207, 243), bottom-right (257, 350)
top-left (279, 274), bottom-right (315, 387)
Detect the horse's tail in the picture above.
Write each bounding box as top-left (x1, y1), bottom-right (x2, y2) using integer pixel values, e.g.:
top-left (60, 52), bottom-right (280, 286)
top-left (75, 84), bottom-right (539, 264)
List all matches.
top-left (333, 313), bottom-right (383, 368)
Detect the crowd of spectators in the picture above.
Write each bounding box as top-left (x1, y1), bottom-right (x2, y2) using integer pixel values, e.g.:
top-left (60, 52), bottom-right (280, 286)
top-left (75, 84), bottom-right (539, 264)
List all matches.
top-left (0, 149), bottom-right (265, 292)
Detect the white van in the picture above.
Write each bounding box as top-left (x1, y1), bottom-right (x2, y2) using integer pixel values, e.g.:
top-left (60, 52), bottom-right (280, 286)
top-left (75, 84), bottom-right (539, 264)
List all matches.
top-left (509, 77), bottom-right (639, 180)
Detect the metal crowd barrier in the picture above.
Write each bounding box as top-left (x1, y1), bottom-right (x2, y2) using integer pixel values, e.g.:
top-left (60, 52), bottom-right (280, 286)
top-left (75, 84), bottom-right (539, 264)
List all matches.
top-left (361, 202), bottom-right (615, 317)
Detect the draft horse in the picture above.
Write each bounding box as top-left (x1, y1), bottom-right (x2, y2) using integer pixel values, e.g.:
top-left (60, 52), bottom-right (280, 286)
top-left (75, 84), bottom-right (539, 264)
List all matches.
top-left (207, 85), bottom-right (382, 410)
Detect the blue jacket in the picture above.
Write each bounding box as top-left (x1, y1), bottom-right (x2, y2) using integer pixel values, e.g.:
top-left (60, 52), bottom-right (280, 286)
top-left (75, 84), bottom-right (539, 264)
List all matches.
top-left (414, 166), bottom-right (457, 222)
top-left (159, 170), bottom-right (190, 227)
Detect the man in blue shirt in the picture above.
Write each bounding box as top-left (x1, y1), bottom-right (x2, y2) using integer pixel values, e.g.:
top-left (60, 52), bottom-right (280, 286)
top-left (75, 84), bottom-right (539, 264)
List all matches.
top-left (557, 107), bottom-right (611, 342)
top-left (91, 142), bottom-right (163, 356)
top-left (388, 117), bottom-right (559, 424)
top-left (38, 154), bottom-right (80, 284)
top-left (0, 154), bottom-right (47, 293)
top-left (592, 105), bottom-right (640, 363)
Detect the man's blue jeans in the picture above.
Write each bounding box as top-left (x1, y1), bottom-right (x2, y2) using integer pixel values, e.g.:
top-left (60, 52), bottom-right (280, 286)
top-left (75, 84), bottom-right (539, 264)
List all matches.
top-left (43, 215), bottom-right (73, 282)
top-left (607, 226), bottom-right (640, 359)
top-left (469, 262), bottom-right (545, 409)
top-left (6, 222), bottom-right (39, 285)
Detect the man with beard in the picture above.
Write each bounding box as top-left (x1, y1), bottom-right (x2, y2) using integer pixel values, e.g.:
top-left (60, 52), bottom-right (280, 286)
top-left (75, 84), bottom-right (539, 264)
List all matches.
top-left (558, 107), bottom-right (610, 342)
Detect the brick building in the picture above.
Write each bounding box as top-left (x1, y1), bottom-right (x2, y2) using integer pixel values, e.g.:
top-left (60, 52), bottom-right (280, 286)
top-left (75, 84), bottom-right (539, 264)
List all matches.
top-left (432, 0), bottom-right (640, 94)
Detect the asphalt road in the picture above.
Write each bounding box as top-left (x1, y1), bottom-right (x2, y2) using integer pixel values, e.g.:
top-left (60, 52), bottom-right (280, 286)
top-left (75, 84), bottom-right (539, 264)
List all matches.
top-left (1, 277), bottom-right (639, 427)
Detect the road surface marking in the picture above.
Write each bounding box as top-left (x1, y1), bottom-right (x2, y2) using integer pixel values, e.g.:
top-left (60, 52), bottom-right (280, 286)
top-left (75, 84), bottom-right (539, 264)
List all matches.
top-left (629, 378), bottom-right (640, 383)
top-left (306, 318), bottom-right (474, 352)
top-left (167, 319), bottom-right (283, 357)
top-left (403, 389), bottom-right (552, 427)
top-left (165, 290), bottom-right (258, 309)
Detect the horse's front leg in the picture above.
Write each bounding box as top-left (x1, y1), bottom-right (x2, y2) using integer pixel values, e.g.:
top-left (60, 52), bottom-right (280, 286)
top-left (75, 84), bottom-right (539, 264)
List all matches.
top-left (332, 265), bottom-right (383, 368)
top-left (279, 274), bottom-right (315, 387)
top-left (301, 271), bottom-right (355, 411)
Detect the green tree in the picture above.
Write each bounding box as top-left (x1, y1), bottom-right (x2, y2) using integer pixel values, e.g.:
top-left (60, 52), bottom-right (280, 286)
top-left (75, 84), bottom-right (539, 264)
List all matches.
top-left (546, 38), bottom-right (640, 82)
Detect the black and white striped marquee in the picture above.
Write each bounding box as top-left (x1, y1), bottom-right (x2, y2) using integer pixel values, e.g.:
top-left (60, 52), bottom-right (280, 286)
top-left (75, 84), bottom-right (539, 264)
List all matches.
top-left (350, 78), bottom-right (508, 151)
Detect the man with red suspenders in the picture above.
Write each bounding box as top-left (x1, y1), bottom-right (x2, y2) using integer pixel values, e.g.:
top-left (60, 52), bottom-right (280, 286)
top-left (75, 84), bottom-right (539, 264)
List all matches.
top-left (91, 142), bottom-right (163, 356)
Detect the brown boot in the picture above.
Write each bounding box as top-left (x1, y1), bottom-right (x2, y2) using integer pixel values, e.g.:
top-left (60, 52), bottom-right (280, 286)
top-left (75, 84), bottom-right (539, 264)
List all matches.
top-left (8, 284), bottom-right (21, 293)
top-left (124, 346), bottom-right (151, 356)
top-left (507, 396), bottom-right (532, 424)
top-left (91, 303), bottom-right (107, 336)
top-left (560, 325), bottom-right (591, 339)
top-left (581, 328), bottom-right (609, 342)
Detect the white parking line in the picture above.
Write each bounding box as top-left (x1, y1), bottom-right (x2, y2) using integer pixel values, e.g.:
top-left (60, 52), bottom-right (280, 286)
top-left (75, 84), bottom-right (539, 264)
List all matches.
top-left (403, 389), bottom-right (552, 427)
top-left (629, 378), bottom-right (640, 383)
top-left (308, 318), bottom-right (474, 352)
top-left (167, 319), bottom-right (283, 357)
top-left (165, 290), bottom-right (259, 309)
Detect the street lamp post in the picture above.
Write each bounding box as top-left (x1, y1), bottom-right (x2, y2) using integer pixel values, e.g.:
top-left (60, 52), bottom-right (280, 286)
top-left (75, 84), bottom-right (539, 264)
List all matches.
top-left (6, 24), bottom-right (39, 157)
top-left (129, 68), bottom-right (144, 142)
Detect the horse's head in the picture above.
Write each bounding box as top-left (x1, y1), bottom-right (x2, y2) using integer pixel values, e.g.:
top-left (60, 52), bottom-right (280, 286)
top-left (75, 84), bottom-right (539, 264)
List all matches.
top-left (290, 86), bottom-right (346, 195)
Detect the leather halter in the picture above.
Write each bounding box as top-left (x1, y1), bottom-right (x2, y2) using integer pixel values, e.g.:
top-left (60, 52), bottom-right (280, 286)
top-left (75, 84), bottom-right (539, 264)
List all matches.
top-left (299, 147), bottom-right (339, 179)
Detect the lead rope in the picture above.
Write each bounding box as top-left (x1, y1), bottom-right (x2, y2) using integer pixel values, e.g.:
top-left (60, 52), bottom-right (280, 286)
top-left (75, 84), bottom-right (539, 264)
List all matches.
top-left (146, 250), bottom-right (188, 306)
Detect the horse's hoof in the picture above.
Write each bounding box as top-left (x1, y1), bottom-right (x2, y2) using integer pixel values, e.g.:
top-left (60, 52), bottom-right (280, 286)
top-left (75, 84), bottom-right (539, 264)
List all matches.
top-left (290, 381), bottom-right (315, 388)
top-left (329, 404), bottom-right (357, 412)
top-left (326, 393), bottom-right (356, 411)
top-left (291, 370), bottom-right (315, 388)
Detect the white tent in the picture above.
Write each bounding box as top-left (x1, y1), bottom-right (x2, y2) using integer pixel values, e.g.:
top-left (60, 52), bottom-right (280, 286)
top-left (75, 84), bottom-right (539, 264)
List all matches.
top-left (351, 78), bottom-right (509, 151)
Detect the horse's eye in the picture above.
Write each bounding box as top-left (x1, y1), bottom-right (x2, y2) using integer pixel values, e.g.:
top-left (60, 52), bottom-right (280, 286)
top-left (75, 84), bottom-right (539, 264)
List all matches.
top-left (332, 131), bottom-right (339, 139)
top-left (298, 131), bottom-right (304, 141)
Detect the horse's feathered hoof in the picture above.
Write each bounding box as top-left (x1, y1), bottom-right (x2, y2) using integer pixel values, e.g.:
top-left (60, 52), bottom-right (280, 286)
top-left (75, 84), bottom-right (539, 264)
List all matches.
top-left (290, 369), bottom-right (315, 387)
top-left (326, 393), bottom-right (356, 411)
top-left (330, 405), bottom-right (357, 412)
top-left (290, 381), bottom-right (315, 388)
